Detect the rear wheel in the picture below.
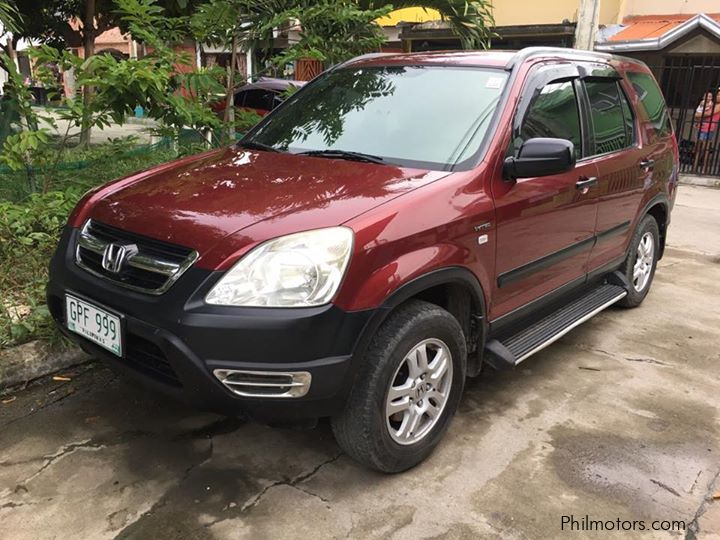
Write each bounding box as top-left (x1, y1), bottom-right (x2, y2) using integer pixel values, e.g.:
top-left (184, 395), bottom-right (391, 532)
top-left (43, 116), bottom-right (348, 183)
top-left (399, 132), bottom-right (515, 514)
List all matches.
top-left (617, 214), bottom-right (660, 308)
top-left (331, 300), bottom-right (466, 473)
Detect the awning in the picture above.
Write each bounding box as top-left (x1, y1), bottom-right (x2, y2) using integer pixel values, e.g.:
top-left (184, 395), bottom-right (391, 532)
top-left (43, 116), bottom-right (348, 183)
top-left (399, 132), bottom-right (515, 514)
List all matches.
top-left (596, 13), bottom-right (720, 52)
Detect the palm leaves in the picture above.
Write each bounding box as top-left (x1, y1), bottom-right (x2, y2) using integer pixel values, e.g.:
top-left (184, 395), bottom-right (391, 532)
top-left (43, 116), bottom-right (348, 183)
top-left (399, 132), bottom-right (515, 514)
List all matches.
top-left (0, 0), bottom-right (20, 32)
top-left (359, 0), bottom-right (494, 49)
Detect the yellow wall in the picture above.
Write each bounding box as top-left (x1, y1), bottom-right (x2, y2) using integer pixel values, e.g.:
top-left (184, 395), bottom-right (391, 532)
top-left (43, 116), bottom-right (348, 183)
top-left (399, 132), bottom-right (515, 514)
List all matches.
top-left (376, 0), bottom-right (717, 30)
top-left (377, 2), bottom-right (626, 28)
top-left (492, 0), bottom-right (623, 26)
top-left (376, 7), bottom-right (441, 27)
top-left (619, 0), bottom-right (720, 19)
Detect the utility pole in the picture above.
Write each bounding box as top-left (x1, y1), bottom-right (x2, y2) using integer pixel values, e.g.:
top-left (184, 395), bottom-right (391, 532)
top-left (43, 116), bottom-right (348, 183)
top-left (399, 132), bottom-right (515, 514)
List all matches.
top-left (575, 0), bottom-right (601, 50)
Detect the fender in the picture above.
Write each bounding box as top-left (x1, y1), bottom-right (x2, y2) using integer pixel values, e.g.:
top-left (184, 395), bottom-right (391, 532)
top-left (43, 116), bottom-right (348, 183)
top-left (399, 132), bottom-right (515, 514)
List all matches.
top-left (637, 192), bottom-right (670, 259)
top-left (346, 266), bottom-right (489, 378)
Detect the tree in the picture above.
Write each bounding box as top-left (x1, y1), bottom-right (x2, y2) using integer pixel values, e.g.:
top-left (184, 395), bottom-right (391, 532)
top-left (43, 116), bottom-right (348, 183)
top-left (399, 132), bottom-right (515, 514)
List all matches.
top-left (0, 1), bottom-right (20, 32)
top-left (7, 0), bottom-right (120, 145)
top-left (358, 0), bottom-right (494, 49)
top-left (191, 0), bottom-right (392, 138)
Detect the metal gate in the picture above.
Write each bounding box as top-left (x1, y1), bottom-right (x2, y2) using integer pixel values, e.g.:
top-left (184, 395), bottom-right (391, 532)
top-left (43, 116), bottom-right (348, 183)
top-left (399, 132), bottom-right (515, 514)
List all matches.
top-left (648, 55), bottom-right (720, 177)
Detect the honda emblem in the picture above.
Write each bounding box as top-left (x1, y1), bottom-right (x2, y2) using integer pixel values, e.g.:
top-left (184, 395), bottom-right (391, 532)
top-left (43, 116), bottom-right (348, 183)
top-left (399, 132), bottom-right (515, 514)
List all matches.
top-left (101, 243), bottom-right (136, 273)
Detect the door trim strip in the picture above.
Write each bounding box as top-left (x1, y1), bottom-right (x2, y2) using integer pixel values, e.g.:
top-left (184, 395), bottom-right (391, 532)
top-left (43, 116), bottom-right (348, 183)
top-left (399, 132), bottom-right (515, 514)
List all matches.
top-left (497, 220), bottom-right (631, 288)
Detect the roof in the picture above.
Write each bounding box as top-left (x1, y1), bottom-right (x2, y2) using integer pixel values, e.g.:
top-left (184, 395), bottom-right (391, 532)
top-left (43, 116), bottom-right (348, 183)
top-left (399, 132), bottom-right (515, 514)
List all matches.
top-left (242, 78), bottom-right (306, 92)
top-left (343, 51), bottom-right (518, 70)
top-left (344, 48), bottom-right (629, 71)
top-left (596, 13), bottom-right (720, 52)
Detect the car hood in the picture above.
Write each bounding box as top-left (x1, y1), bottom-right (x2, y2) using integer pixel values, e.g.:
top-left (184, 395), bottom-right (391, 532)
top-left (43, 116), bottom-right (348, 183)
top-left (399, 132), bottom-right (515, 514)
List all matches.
top-left (79, 147), bottom-right (448, 268)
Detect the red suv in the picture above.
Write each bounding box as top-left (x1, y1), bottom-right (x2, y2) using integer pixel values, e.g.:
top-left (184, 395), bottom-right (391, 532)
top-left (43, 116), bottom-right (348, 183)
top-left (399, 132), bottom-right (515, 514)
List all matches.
top-left (48, 48), bottom-right (678, 472)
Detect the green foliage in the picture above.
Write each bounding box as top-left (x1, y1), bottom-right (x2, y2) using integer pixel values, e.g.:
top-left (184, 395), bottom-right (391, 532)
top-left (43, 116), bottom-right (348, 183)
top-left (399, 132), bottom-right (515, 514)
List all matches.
top-left (275, 0), bottom-right (391, 67)
top-left (0, 189), bottom-right (80, 346)
top-left (0, 0), bottom-right (20, 32)
top-left (0, 143), bottom-right (178, 348)
top-left (358, 0), bottom-right (495, 49)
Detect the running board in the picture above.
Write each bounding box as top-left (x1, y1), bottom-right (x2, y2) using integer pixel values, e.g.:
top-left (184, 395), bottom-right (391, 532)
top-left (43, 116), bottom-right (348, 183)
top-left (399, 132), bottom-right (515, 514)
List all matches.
top-left (484, 283), bottom-right (627, 369)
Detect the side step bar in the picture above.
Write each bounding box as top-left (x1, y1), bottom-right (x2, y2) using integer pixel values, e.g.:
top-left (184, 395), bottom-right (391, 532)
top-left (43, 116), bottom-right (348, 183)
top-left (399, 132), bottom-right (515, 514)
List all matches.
top-left (484, 280), bottom-right (627, 369)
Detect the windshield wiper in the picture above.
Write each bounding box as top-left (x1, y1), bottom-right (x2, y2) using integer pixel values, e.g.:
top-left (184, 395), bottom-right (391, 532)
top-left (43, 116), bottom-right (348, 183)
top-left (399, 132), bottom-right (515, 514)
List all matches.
top-left (297, 149), bottom-right (386, 165)
top-left (238, 140), bottom-right (281, 153)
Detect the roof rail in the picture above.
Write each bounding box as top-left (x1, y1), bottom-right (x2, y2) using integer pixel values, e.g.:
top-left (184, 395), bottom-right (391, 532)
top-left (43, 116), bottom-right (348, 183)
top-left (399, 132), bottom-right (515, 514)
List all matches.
top-left (336, 52), bottom-right (397, 69)
top-left (505, 47), bottom-right (614, 70)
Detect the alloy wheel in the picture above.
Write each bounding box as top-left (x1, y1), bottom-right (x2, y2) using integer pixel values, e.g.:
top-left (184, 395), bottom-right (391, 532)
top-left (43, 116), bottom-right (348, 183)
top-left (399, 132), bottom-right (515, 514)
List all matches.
top-left (385, 338), bottom-right (453, 446)
top-left (633, 231), bottom-right (655, 292)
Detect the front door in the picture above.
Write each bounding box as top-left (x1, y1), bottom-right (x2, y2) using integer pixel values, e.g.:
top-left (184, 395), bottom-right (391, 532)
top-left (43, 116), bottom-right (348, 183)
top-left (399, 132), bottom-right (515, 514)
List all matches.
top-left (490, 66), bottom-right (599, 320)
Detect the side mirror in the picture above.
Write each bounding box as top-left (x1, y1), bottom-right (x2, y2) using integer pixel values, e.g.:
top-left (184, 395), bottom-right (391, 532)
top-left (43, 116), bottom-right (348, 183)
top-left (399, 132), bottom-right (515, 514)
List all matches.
top-left (503, 138), bottom-right (576, 180)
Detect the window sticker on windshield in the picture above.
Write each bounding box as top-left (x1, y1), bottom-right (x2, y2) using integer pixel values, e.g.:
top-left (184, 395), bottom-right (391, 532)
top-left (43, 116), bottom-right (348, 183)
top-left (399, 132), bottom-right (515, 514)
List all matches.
top-left (486, 77), bottom-right (504, 89)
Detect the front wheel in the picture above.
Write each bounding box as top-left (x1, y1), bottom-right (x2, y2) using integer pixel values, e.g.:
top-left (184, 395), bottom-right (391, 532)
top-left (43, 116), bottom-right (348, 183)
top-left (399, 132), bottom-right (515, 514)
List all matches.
top-left (331, 300), bottom-right (466, 473)
top-left (617, 214), bottom-right (660, 308)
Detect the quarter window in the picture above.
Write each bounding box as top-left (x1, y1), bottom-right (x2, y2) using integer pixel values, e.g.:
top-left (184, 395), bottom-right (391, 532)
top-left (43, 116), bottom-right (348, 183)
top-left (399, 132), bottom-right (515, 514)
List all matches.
top-left (626, 72), bottom-right (672, 138)
top-left (584, 79), bottom-right (634, 155)
top-left (517, 80), bottom-right (583, 159)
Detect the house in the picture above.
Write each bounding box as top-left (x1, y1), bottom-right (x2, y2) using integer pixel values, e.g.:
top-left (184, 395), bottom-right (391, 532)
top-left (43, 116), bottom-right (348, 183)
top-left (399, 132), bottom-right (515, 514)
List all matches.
top-left (395, 0), bottom-right (619, 51)
top-left (595, 3), bottom-right (720, 176)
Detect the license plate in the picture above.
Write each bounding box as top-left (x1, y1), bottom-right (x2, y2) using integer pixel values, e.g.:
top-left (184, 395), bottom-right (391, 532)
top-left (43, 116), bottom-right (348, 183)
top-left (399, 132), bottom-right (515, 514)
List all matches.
top-left (65, 295), bottom-right (122, 357)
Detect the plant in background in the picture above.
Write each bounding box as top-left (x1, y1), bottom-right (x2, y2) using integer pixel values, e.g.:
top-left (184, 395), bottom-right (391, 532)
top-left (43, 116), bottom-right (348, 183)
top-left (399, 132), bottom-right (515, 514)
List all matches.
top-left (273, 0), bottom-right (391, 69)
top-left (191, 0), bottom-right (276, 139)
top-left (190, 0), bottom-right (391, 138)
top-left (358, 0), bottom-right (495, 49)
top-left (0, 0), bottom-right (20, 32)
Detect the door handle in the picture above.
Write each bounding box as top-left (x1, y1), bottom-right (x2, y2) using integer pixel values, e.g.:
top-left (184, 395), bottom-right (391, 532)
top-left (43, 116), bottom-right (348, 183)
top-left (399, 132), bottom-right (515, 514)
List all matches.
top-left (575, 176), bottom-right (598, 190)
top-left (639, 159), bottom-right (655, 170)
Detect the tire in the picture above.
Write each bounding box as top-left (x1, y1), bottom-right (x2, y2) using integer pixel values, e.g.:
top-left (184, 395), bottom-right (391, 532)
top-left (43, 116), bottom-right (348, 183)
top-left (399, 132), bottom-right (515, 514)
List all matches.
top-left (617, 214), bottom-right (660, 308)
top-left (331, 300), bottom-right (467, 473)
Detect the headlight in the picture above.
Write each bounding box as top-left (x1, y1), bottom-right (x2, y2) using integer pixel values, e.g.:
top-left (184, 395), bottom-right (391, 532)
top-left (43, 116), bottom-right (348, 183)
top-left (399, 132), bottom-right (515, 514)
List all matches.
top-left (205, 227), bottom-right (353, 307)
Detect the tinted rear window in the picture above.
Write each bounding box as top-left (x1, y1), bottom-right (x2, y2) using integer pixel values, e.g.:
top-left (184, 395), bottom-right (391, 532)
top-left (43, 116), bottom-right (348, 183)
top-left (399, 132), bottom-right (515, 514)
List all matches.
top-left (584, 79), bottom-right (634, 154)
top-left (626, 72), bottom-right (672, 138)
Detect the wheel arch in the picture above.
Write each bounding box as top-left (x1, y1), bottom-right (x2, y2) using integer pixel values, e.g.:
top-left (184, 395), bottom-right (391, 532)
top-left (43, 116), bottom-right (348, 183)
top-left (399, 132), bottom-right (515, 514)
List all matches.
top-left (352, 267), bottom-right (488, 378)
top-left (644, 198), bottom-right (669, 259)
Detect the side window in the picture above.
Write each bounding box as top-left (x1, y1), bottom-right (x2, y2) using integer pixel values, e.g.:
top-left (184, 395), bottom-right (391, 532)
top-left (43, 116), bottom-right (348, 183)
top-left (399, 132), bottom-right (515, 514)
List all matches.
top-left (626, 71), bottom-right (672, 138)
top-left (584, 79), bottom-right (634, 155)
top-left (234, 90), bottom-right (247, 108)
top-left (517, 80), bottom-right (583, 158)
top-left (243, 90), bottom-right (273, 111)
top-left (619, 85), bottom-right (636, 145)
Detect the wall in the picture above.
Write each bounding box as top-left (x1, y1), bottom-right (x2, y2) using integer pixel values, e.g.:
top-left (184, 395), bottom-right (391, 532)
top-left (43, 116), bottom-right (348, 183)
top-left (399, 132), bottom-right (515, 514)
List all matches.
top-left (377, 2), bottom-right (624, 30)
top-left (618, 0), bottom-right (720, 19)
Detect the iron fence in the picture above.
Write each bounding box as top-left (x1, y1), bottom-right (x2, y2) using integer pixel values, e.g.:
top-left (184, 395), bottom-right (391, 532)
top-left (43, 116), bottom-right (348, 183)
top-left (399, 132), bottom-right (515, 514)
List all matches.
top-left (648, 55), bottom-right (720, 177)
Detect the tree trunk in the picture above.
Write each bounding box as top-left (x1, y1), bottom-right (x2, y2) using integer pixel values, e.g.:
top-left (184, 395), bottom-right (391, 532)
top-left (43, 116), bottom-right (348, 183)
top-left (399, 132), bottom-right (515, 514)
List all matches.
top-left (224, 33), bottom-right (238, 142)
top-left (79, 0), bottom-right (96, 147)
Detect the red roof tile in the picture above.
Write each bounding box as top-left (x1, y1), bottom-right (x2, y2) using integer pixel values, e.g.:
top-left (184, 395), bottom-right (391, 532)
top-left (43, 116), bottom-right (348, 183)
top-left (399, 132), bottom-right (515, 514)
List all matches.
top-left (610, 13), bottom-right (720, 41)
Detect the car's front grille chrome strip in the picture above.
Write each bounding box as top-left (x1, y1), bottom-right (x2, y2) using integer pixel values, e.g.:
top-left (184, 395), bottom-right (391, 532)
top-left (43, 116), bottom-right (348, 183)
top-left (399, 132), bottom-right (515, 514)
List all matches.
top-left (75, 219), bottom-right (198, 295)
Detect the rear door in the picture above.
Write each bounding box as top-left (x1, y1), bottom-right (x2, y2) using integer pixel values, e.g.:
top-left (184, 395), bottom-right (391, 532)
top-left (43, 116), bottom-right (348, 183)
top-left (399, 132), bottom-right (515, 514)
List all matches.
top-left (491, 64), bottom-right (599, 319)
top-left (579, 75), bottom-right (645, 272)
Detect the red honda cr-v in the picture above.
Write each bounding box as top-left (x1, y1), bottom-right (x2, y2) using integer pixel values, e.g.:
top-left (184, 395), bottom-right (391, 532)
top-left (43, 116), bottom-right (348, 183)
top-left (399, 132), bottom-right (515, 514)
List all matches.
top-left (48, 47), bottom-right (678, 472)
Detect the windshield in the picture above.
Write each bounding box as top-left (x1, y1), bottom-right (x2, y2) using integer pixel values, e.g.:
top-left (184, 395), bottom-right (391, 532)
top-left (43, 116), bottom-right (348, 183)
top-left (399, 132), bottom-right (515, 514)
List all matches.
top-left (243, 66), bottom-right (508, 171)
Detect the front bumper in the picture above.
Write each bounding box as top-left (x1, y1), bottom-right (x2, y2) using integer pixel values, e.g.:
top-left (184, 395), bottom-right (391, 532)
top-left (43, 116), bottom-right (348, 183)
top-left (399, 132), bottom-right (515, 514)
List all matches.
top-left (47, 227), bottom-right (377, 421)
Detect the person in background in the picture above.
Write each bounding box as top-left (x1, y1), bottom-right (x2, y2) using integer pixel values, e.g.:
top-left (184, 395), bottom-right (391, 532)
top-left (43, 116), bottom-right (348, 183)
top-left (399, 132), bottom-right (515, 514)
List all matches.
top-left (694, 88), bottom-right (720, 173)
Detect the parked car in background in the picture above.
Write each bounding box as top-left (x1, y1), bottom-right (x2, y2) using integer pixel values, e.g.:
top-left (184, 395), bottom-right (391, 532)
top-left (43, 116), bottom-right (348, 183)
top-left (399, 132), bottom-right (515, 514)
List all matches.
top-left (210, 77), bottom-right (306, 117)
top-left (48, 48), bottom-right (678, 473)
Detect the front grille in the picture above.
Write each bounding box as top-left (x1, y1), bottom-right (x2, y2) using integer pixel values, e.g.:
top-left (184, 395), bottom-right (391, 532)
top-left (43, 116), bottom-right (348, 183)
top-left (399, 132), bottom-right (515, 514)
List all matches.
top-left (75, 220), bottom-right (198, 294)
top-left (125, 334), bottom-right (181, 387)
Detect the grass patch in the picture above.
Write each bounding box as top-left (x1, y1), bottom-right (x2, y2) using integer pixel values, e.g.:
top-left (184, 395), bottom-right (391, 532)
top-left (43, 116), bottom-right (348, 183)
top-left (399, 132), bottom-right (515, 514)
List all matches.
top-left (0, 143), bottom-right (179, 348)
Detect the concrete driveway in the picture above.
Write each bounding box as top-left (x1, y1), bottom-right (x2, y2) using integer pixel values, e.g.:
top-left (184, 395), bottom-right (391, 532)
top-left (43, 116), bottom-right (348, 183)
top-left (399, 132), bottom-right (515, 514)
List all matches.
top-left (1, 186), bottom-right (719, 539)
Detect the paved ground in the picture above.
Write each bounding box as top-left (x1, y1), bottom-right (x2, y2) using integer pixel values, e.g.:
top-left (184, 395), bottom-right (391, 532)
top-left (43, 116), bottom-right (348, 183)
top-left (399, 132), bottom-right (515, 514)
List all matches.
top-left (37, 109), bottom-right (155, 145)
top-left (1, 186), bottom-right (719, 539)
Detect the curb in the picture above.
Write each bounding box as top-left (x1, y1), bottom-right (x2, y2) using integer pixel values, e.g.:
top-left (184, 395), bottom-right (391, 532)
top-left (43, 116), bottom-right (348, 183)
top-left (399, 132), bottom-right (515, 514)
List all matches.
top-left (679, 175), bottom-right (720, 188)
top-left (0, 341), bottom-right (92, 390)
